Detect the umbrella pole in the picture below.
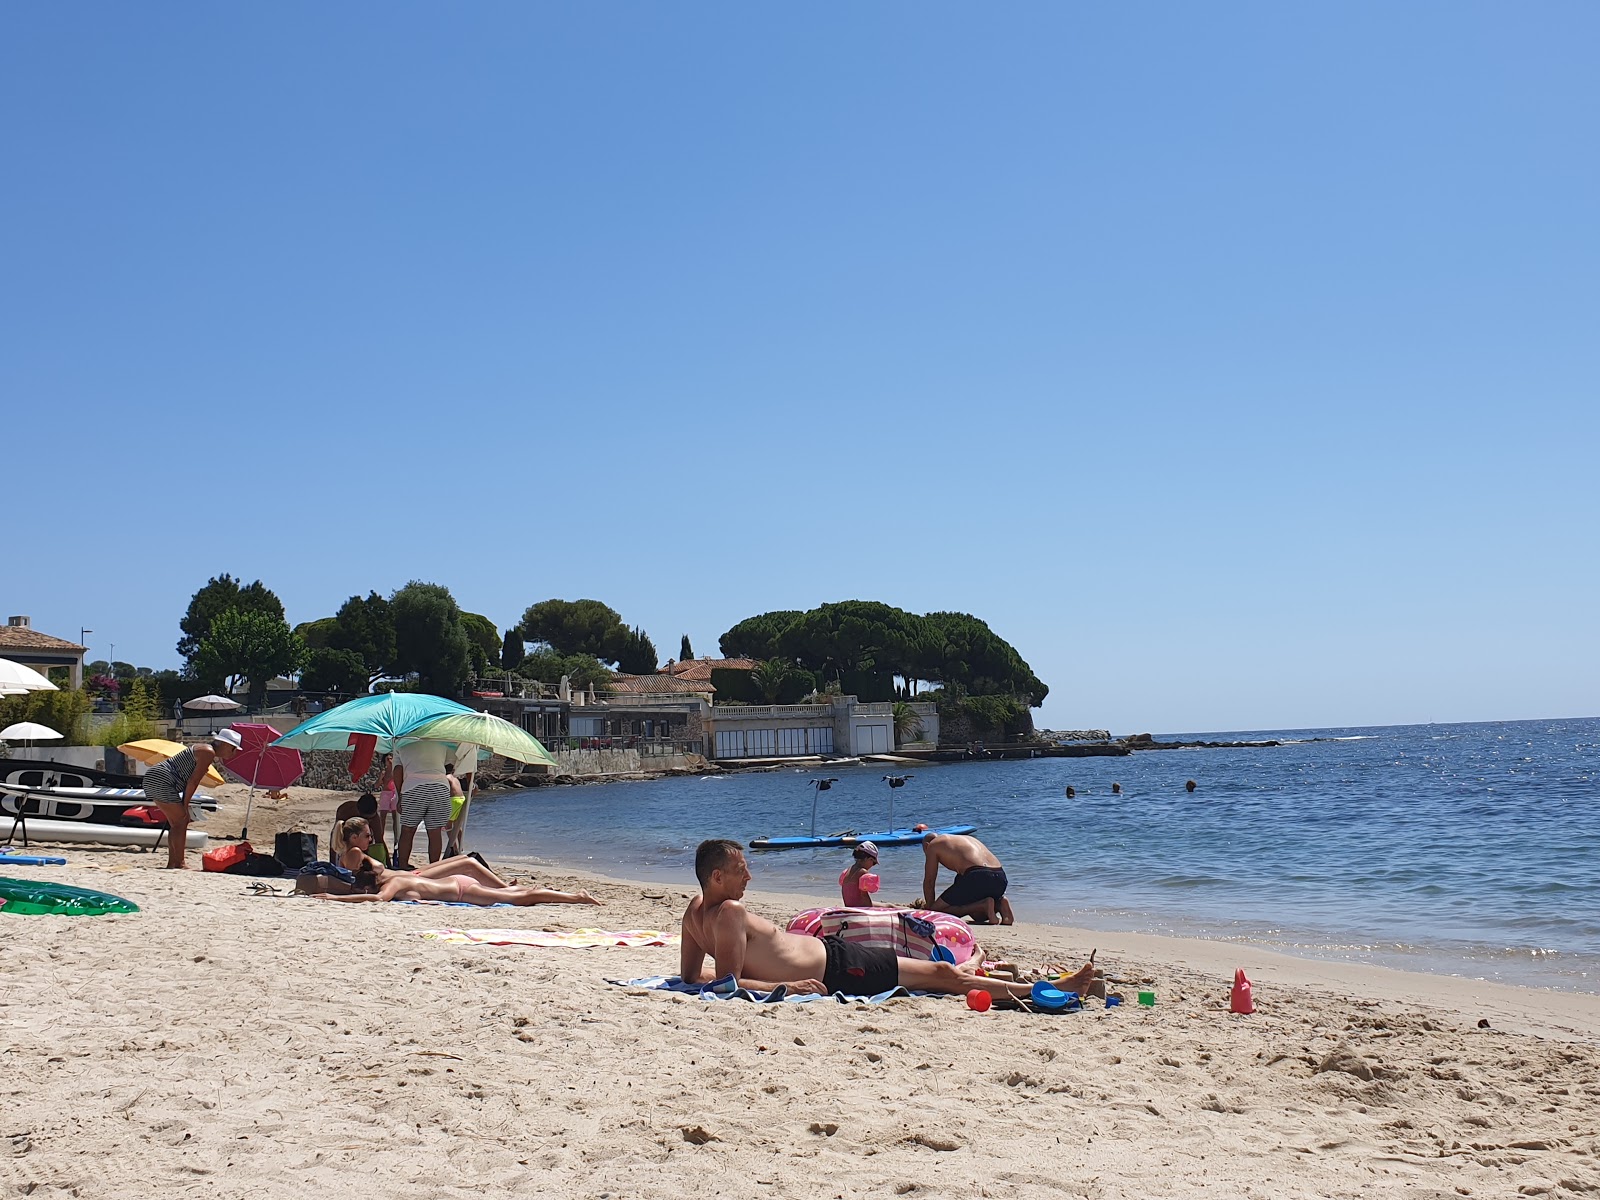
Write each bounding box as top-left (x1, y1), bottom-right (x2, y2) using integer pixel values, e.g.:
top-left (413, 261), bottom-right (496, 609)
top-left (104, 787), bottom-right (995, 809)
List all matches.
top-left (456, 771), bottom-right (475, 854)
top-left (241, 756), bottom-right (262, 841)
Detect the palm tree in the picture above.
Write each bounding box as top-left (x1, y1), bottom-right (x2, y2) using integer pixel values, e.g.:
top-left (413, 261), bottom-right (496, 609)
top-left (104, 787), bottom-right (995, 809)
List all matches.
top-left (752, 659), bottom-right (796, 704)
top-left (892, 701), bottom-right (924, 747)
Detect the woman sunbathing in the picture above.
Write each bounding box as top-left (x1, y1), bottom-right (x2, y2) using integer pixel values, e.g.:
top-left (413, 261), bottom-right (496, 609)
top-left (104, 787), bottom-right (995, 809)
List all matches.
top-left (333, 817), bottom-right (512, 890)
top-left (310, 872), bottom-right (600, 906)
top-left (328, 818), bottom-right (598, 905)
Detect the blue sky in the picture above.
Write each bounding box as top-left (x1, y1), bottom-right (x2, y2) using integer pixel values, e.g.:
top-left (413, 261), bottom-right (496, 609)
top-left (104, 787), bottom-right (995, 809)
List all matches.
top-left (4, 3), bottom-right (1595, 733)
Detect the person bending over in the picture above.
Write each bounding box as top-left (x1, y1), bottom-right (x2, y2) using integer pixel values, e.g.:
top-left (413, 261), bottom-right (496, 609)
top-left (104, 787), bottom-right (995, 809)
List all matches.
top-left (680, 839), bottom-right (1097, 1000)
top-left (920, 831), bottom-right (1014, 925)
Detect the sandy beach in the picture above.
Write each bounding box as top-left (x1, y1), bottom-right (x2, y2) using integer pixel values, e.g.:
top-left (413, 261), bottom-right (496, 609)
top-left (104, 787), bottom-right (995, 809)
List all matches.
top-left (4, 788), bottom-right (1600, 1198)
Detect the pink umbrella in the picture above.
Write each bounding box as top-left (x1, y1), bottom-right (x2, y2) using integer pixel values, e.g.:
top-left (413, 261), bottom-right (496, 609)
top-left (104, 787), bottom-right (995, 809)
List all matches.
top-left (223, 722), bottom-right (306, 839)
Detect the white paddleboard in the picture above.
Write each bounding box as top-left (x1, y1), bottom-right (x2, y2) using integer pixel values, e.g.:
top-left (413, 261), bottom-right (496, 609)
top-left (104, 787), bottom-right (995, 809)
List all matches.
top-left (6, 818), bottom-right (208, 850)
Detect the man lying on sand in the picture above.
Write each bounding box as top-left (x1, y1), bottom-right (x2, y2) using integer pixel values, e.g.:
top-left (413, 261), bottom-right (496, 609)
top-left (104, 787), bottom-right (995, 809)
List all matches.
top-left (920, 831), bottom-right (1014, 925)
top-left (311, 875), bottom-right (601, 906)
top-left (681, 839), bottom-right (1100, 1000)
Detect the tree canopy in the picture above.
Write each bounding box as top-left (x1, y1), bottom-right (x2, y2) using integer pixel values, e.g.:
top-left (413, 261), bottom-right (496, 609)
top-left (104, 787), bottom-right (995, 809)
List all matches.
top-left (194, 608), bottom-right (305, 705)
top-left (460, 612), bottom-right (501, 677)
top-left (679, 634), bottom-right (694, 661)
top-left (718, 611), bottom-right (805, 661)
top-left (501, 628), bottom-right (525, 671)
top-left (178, 576), bottom-right (285, 671)
top-left (391, 581), bottom-right (470, 697)
top-left (716, 602), bottom-right (1047, 706)
top-left (520, 599), bottom-right (626, 658)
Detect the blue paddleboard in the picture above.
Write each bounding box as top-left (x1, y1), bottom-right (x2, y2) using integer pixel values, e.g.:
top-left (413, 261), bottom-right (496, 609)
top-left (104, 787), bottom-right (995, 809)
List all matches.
top-left (748, 824), bottom-right (975, 851)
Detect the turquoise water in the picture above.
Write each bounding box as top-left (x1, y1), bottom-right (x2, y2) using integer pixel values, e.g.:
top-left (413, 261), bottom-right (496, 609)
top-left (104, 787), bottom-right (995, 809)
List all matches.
top-left (469, 717), bottom-right (1600, 991)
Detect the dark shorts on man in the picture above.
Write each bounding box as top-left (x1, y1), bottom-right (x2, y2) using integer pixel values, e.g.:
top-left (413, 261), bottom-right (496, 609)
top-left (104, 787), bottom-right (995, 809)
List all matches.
top-left (939, 865), bottom-right (1008, 908)
top-left (821, 934), bottom-right (899, 995)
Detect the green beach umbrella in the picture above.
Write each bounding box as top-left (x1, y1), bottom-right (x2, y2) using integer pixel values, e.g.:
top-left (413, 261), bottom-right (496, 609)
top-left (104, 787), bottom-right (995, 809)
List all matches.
top-left (401, 710), bottom-right (558, 768)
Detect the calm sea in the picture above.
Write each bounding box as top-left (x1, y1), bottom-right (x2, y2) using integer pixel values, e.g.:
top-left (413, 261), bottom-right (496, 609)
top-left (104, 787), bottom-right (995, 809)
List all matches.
top-left (469, 717), bottom-right (1600, 992)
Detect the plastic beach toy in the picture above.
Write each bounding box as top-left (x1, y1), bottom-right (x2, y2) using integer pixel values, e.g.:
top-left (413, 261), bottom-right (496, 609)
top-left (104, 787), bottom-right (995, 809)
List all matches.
top-left (0, 877), bottom-right (139, 917)
top-left (0, 852), bottom-right (66, 866)
top-left (966, 988), bottom-right (992, 1012)
top-left (1030, 982), bottom-right (1080, 1011)
top-left (1137, 991), bottom-right (1156, 1007)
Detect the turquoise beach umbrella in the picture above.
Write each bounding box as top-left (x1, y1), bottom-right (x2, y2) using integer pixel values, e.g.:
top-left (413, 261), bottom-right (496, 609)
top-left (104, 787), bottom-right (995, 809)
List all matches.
top-left (271, 692), bottom-right (477, 753)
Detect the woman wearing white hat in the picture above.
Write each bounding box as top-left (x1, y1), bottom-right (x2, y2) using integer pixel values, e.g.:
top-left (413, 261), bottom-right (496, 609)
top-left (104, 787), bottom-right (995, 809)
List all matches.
top-left (141, 730), bottom-right (243, 869)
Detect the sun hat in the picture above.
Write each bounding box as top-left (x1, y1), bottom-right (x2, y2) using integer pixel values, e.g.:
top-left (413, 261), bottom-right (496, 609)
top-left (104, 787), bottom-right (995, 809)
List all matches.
top-left (210, 729), bottom-right (244, 751)
top-left (853, 841), bottom-right (879, 861)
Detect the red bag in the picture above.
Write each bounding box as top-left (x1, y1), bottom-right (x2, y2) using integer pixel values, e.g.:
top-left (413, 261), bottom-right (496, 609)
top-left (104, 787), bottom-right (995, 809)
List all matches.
top-left (202, 841), bottom-right (252, 872)
top-left (121, 805), bottom-right (165, 827)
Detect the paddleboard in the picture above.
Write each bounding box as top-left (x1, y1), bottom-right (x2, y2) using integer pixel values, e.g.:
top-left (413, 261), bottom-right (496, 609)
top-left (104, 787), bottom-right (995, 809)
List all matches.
top-left (749, 823), bottom-right (976, 851)
top-left (6, 818), bottom-right (207, 850)
top-left (0, 785), bottom-right (217, 823)
top-left (0, 852), bottom-right (67, 866)
top-left (847, 824), bottom-right (977, 847)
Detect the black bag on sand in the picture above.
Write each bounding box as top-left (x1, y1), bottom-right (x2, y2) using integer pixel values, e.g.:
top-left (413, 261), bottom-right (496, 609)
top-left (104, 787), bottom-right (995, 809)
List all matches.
top-left (273, 831), bottom-right (318, 871)
top-left (225, 853), bottom-right (287, 877)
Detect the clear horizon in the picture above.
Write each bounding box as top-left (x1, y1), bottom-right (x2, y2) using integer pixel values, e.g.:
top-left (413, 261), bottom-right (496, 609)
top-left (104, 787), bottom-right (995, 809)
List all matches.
top-left (5, 4), bottom-right (1595, 733)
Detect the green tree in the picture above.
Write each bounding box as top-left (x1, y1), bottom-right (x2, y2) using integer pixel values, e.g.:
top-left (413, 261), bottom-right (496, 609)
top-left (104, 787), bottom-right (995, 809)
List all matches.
top-left (300, 647), bottom-right (370, 696)
top-left (719, 611), bottom-right (804, 660)
top-left (679, 634), bottom-right (694, 662)
top-left (777, 601), bottom-right (924, 691)
top-left (922, 611), bottom-right (1048, 706)
top-left (178, 575), bottom-right (286, 669)
top-left (520, 650), bottom-right (613, 692)
top-left (750, 659), bottom-right (797, 704)
top-left (0, 687), bottom-right (93, 745)
top-left (295, 617), bottom-right (339, 651)
top-left (501, 629), bottom-right (525, 671)
top-left (892, 700), bottom-right (925, 747)
top-left (519, 599), bottom-right (627, 659)
top-left (614, 625), bottom-right (658, 675)
top-left (460, 612), bottom-right (501, 677)
top-left (391, 581), bottom-right (470, 697)
top-left (328, 592), bottom-right (396, 687)
top-left (194, 608), bottom-right (305, 706)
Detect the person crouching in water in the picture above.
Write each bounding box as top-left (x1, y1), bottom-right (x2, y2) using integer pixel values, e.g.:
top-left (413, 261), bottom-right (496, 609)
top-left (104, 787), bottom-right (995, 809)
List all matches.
top-left (839, 841), bottom-right (881, 907)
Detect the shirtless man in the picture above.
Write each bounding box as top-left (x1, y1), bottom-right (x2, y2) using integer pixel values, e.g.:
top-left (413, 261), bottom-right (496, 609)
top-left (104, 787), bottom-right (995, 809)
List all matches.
top-left (680, 839), bottom-right (1098, 1000)
top-left (921, 831), bottom-right (1014, 925)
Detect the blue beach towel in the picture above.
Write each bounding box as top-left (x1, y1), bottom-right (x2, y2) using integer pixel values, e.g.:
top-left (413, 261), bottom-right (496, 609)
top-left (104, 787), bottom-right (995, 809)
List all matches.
top-left (609, 974), bottom-right (929, 1005)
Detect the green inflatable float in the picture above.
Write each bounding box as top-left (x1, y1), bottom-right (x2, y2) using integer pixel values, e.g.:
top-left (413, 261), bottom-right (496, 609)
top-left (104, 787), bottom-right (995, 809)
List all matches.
top-left (0, 877), bottom-right (139, 916)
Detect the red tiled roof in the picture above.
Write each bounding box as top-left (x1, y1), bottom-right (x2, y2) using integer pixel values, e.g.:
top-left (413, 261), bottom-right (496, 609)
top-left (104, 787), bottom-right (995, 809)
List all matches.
top-left (0, 627), bottom-right (85, 653)
top-left (606, 674), bottom-right (716, 695)
top-left (661, 657), bottom-right (757, 683)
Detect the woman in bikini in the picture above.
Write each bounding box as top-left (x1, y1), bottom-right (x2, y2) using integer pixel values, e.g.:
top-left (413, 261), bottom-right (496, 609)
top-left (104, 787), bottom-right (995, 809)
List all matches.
top-left (327, 818), bottom-right (599, 906)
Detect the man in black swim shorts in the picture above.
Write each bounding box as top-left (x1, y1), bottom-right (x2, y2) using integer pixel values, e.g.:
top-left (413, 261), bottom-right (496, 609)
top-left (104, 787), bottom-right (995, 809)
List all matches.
top-left (921, 832), bottom-right (1015, 925)
top-left (821, 935), bottom-right (900, 995)
top-left (680, 840), bottom-right (1096, 1000)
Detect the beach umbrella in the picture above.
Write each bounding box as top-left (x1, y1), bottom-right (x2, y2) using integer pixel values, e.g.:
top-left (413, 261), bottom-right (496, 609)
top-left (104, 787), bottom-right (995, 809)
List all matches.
top-left (118, 739), bottom-right (227, 789)
top-left (270, 692), bottom-right (477, 753)
top-left (0, 721), bottom-right (63, 748)
top-left (184, 695), bottom-right (242, 711)
top-left (400, 710), bottom-right (557, 768)
top-left (391, 710), bottom-right (556, 852)
top-left (0, 658), bottom-right (59, 695)
top-left (222, 722), bottom-right (306, 840)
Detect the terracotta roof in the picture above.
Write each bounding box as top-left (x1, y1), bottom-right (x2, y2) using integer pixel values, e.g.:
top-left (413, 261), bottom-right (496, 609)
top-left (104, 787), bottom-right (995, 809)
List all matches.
top-left (661, 657), bottom-right (758, 683)
top-left (0, 627), bottom-right (85, 653)
top-left (605, 674), bottom-right (716, 695)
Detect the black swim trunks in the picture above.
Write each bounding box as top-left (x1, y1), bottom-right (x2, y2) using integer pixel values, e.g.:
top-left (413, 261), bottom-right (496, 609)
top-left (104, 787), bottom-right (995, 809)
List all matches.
top-left (821, 934), bottom-right (899, 995)
top-left (939, 865), bottom-right (1008, 909)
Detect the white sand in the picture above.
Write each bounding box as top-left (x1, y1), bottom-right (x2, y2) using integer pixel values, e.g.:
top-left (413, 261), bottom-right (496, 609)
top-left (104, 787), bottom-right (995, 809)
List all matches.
top-left (4, 799), bottom-right (1600, 1197)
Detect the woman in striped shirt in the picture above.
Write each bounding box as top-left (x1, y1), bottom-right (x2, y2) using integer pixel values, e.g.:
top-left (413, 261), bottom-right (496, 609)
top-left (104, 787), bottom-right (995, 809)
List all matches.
top-left (142, 729), bottom-right (243, 869)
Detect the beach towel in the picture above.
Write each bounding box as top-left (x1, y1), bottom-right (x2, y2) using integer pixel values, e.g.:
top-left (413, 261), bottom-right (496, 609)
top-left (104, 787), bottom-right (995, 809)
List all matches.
top-left (610, 974), bottom-right (927, 1005)
top-left (418, 928), bottom-right (679, 948)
